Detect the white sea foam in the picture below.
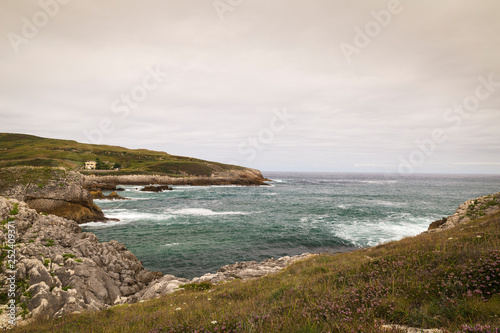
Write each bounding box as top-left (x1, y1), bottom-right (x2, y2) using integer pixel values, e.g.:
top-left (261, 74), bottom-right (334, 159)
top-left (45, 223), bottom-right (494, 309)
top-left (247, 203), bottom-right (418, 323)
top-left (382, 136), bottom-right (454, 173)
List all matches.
top-left (332, 214), bottom-right (437, 248)
top-left (162, 243), bottom-right (180, 247)
top-left (208, 185), bottom-right (245, 188)
top-left (102, 209), bottom-right (176, 222)
top-left (358, 180), bottom-right (398, 184)
top-left (366, 200), bottom-right (406, 207)
top-left (169, 208), bottom-right (251, 216)
top-left (337, 204), bottom-right (351, 209)
top-left (80, 220), bottom-right (125, 228)
top-left (94, 198), bottom-right (137, 203)
top-left (299, 215), bottom-right (327, 225)
top-left (171, 186), bottom-right (209, 191)
top-left (320, 179), bottom-right (398, 185)
top-left (271, 179), bottom-right (287, 183)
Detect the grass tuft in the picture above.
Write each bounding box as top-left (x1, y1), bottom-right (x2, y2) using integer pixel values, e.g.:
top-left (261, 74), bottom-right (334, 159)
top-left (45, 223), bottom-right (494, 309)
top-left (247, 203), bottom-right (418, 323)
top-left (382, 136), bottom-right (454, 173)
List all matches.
top-left (180, 282), bottom-right (213, 292)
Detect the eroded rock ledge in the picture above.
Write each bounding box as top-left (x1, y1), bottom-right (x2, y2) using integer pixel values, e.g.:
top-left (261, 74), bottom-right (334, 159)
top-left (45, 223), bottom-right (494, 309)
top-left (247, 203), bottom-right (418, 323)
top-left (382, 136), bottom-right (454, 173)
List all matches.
top-left (83, 168), bottom-right (268, 189)
top-left (130, 253), bottom-right (314, 303)
top-left (0, 167), bottom-right (106, 224)
top-left (0, 197), bottom-right (310, 328)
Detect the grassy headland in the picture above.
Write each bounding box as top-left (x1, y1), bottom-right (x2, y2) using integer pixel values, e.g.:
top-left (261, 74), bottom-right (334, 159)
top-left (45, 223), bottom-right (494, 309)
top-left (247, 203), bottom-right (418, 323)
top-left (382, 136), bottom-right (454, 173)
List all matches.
top-left (0, 133), bottom-right (245, 177)
top-left (14, 212), bottom-right (500, 332)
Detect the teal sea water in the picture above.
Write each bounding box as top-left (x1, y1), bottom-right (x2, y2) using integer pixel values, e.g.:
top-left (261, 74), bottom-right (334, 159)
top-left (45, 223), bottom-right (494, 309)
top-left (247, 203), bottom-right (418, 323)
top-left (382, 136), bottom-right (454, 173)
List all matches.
top-left (82, 172), bottom-right (500, 279)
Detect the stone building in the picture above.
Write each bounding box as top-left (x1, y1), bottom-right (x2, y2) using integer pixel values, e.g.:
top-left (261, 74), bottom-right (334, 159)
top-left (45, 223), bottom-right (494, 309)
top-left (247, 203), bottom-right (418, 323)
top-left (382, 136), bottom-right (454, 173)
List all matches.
top-left (85, 161), bottom-right (97, 170)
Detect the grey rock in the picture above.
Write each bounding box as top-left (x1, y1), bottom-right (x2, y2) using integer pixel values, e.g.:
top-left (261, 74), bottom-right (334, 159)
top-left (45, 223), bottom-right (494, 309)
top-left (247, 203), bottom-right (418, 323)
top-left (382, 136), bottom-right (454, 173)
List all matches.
top-left (0, 167), bottom-right (106, 223)
top-left (133, 254), bottom-right (315, 303)
top-left (0, 197), bottom-right (162, 325)
top-left (427, 191), bottom-right (500, 232)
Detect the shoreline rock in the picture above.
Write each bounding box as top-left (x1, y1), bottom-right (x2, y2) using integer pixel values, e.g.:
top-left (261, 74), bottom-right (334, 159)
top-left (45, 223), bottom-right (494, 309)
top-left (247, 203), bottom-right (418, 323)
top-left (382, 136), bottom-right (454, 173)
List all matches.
top-left (130, 254), bottom-right (315, 303)
top-left (140, 185), bottom-right (173, 192)
top-left (90, 190), bottom-right (128, 200)
top-left (427, 191), bottom-right (500, 231)
top-left (193, 254), bottom-right (314, 284)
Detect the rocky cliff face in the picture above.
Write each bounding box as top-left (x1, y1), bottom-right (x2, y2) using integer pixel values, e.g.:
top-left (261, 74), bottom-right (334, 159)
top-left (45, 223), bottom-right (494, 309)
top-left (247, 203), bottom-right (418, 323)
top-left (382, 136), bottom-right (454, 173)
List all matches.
top-left (428, 191), bottom-right (500, 231)
top-left (83, 168), bottom-right (268, 189)
top-left (0, 198), bottom-right (161, 324)
top-left (0, 167), bottom-right (106, 224)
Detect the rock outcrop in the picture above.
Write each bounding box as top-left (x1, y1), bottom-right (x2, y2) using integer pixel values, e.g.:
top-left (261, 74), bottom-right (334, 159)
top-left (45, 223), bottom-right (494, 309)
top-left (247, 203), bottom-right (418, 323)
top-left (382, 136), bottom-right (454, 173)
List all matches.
top-left (428, 191), bottom-right (500, 231)
top-left (0, 167), bottom-right (107, 224)
top-left (131, 254), bottom-right (314, 302)
top-left (83, 168), bottom-right (268, 189)
top-left (140, 185), bottom-right (173, 192)
top-left (0, 197), bottom-right (161, 324)
top-left (192, 254), bottom-right (313, 284)
top-left (90, 190), bottom-right (127, 200)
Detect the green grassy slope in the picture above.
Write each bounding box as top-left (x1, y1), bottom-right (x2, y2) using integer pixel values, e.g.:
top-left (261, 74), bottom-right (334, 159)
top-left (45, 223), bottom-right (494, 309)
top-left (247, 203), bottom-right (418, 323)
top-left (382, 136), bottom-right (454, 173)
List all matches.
top-left (15, 212), bottom-right (500, 332)
top-left (0, 133), bottom-right (244, 177)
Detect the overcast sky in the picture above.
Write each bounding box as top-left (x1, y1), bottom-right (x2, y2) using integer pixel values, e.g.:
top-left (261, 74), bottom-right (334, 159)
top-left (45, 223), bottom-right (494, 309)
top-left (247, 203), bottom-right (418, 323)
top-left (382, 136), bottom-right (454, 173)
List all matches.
top-left (1, 1), bottom-right (499, 174)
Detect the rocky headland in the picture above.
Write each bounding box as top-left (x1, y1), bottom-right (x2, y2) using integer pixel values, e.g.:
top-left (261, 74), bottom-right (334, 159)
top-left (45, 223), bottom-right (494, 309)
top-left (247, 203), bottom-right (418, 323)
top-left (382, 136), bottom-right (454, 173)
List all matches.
top-left (0, 166), bottom-right (267, 225)
top-left (83, 168), bottom-right (268, 190)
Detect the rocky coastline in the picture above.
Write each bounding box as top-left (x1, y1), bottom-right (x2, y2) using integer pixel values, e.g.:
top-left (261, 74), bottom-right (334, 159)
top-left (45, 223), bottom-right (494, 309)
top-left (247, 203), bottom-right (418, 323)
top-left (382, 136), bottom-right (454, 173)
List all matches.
top-left (0, 197), bottom-right (311, 328)
top-left (0, 166), bottom-right (268, 225)
top-left (1, 167), bottom-right (498, 329)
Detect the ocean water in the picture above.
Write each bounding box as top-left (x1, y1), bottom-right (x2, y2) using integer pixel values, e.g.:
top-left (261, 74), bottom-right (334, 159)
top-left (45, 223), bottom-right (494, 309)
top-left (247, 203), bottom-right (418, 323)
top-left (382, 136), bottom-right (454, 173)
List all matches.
top-left (82, 172), bottom-right (500, 279)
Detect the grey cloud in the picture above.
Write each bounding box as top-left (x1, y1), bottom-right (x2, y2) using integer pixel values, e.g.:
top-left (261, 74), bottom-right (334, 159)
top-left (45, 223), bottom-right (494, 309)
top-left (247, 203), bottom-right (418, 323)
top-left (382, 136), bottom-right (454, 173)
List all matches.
top-left (0, 0), bottom-right (499, 173)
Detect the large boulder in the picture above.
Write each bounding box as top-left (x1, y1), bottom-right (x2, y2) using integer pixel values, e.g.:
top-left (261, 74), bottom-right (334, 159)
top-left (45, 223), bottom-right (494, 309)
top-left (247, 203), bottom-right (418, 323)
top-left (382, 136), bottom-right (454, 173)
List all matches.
top-left (0, 167), bottom-right (106, 223)
top-left (140, 185), bottom-right (173, 192)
